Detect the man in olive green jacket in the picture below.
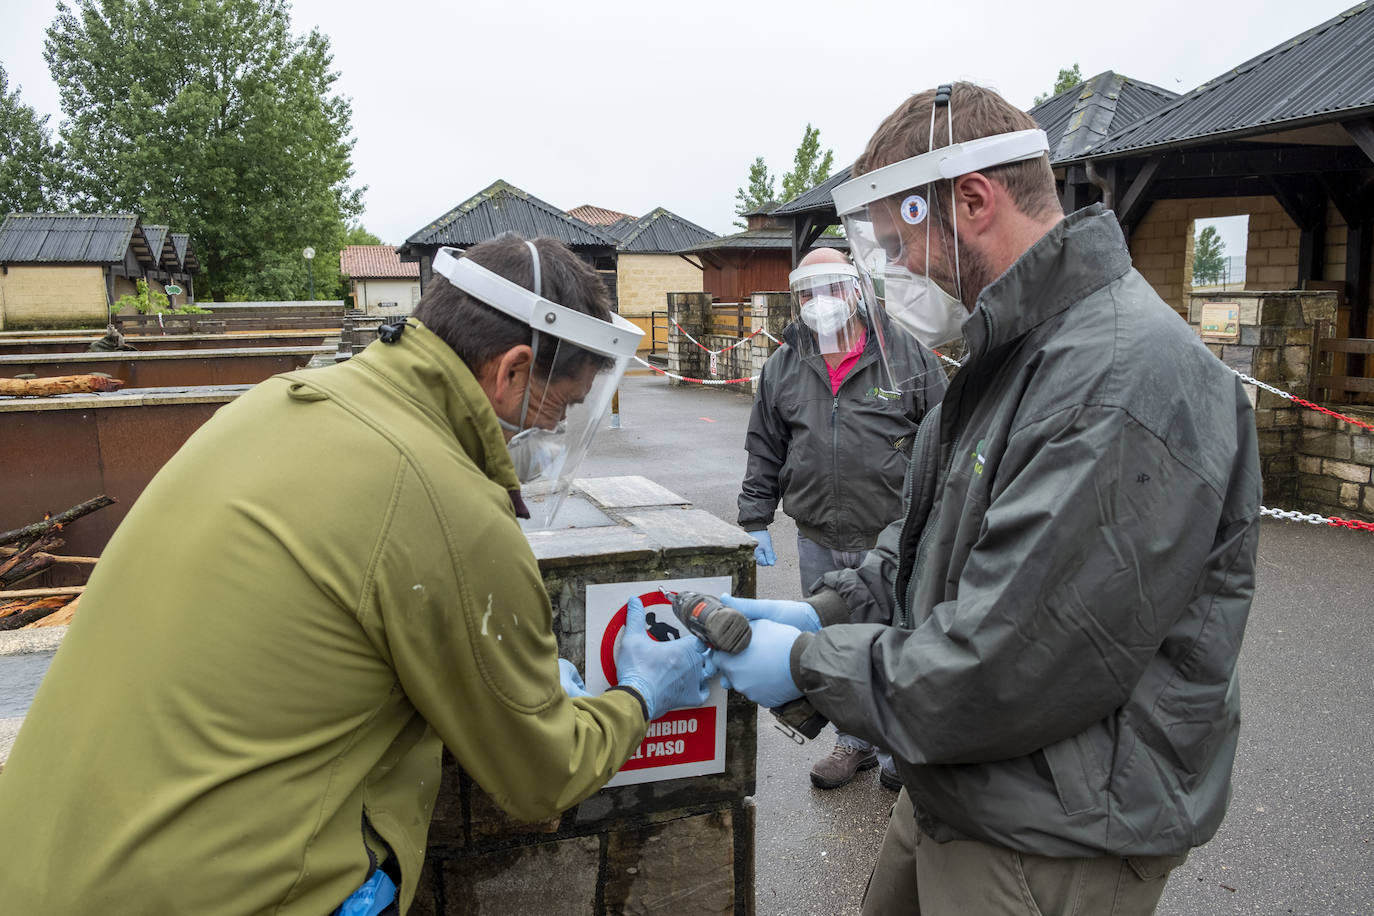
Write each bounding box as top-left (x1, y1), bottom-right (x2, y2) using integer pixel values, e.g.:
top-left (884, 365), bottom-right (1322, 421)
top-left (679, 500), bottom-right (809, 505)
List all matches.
top-left (0, 235), bottom-right (711, 915)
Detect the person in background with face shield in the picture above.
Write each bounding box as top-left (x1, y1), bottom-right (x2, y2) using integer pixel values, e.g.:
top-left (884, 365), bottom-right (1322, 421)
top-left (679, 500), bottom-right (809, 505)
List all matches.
top-left (714, 83), bottom-right (1259, 915)
top-left (0, 233), bottom-right (713, 916)
top-left (736, 247), bottom-right (945, 791)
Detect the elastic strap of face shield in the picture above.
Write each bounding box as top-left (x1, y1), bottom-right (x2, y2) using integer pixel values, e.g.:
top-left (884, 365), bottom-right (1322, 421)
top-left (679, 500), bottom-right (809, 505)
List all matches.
top-left (517, 240), bottom-right (543, 433)
top-left (930, 84), bottom-right (961, 307)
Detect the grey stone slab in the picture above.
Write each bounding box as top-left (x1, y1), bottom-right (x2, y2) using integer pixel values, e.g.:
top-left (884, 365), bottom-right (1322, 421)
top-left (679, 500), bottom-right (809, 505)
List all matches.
top-left (574, 475), bottom-right (689, 509)
top-left (524, 526), bottom-right (659, 568)
top-left (0, 626), bottom-right (67, 655)
top-left (621, 510), bottom-right (756, 557)
top-left (517, 495), bottom-right (614, 531)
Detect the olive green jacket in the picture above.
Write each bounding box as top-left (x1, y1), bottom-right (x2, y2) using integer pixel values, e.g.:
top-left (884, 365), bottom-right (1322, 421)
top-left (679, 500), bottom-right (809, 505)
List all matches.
top-left (0, 321), bottom-right (646, 914)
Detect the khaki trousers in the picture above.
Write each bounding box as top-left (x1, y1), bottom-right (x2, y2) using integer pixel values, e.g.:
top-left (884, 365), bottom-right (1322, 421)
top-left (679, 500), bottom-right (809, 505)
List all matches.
top-left (862, 789), bottom-right (1186, 916)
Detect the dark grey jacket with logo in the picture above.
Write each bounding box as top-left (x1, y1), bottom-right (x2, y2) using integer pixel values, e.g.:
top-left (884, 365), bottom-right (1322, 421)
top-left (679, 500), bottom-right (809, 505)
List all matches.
top-left (797, 205), bottom-right (1261, 858)
top-left (737, 310), bottom-right (946, 552)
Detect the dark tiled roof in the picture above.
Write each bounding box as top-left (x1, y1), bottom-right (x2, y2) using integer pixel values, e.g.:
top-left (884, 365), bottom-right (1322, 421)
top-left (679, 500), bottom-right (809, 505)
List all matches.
top-left (0, 212), bottom-right (151, 264)
top-left (568, 204), bottom-right (635, 226)
top-left (773, 167), bottom-right (854, 216)
top-left (170, 232), bottom-right (198, 273)
top-left (678, 227), bottom-right (847, 254)
top-left (404, 180), bottom-right (617, 249)
top-left (141, 224), bottom-right (185, 273)
top-left (1084, 2), bottom-right (1374, 158)
top-left (1028, 72), bottom-right (1178, 162)
top-left (340, 245), bottom-right (420, 278)
top-left (614, 208), bottom-right (718, 253)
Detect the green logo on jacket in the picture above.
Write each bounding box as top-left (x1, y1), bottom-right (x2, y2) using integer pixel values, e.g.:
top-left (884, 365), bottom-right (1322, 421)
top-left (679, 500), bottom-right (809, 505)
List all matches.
top-left (971, 439), bottom-right (986, 475)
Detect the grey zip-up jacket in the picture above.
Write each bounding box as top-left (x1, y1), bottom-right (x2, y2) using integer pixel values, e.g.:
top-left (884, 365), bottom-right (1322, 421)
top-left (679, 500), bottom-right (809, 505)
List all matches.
top-left (796, 206), bottom-right (1261, 858)
top-left (738, 313), bottom-right (946, 551)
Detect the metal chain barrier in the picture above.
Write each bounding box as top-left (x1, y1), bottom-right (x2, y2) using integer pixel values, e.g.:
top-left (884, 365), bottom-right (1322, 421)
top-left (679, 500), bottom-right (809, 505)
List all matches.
top-left (1260, 506), bottom-right (1374, 532)
top-left (1230, 368), bottom-right (1374, 433)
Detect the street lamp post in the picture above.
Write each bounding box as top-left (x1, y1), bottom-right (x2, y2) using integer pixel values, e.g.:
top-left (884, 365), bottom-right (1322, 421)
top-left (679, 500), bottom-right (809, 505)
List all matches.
top-left (303, 246), bottom-right (316, 300)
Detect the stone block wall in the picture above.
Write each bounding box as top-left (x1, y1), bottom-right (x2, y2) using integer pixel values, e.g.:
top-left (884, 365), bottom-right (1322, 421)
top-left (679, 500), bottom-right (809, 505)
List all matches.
top-left (1296, 409), bottom-right (1374, 518)
top-left (1189, 289), bottom-right (1374, 521)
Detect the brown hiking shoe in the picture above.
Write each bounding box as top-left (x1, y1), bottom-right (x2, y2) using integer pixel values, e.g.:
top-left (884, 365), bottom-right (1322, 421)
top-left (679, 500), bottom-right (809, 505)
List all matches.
top-left (809, 744), bottom-right (879, 789)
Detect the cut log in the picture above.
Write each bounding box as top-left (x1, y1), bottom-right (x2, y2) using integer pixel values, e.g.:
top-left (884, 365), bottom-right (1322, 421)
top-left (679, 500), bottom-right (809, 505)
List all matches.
top-left (0, 374), bottom-right (125, 397)
top-left (0, 532), bottom-right (62, 581)
top-left (25, 594), bottom-right (79, 628)
top-left (0, 496), bottom-right (117, 548)
top-left (0, 596), bottom-right (71, 630)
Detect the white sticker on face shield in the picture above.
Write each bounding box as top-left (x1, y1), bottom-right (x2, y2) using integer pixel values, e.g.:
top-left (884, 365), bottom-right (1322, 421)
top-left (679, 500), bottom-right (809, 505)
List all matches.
top-left (901, 194), bottom-right (928, 225)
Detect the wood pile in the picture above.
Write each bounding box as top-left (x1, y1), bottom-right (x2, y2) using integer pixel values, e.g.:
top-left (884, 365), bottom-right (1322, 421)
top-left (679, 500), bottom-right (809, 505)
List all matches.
top-left (0, 496), bottom-right (111, 629)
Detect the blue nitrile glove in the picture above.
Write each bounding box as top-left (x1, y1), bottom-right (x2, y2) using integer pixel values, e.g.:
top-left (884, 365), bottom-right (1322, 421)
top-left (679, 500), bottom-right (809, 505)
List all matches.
top-left (749, 529), bottom-right (776, 566)
top-left (616, 596), bottom-right (713, 720)
top-left (558, 658), bottom-right (591, 698)
top-left (713, 619), bottom-right (804, 709)
top-left (334, 869), bottom-right (397, 916)
top-left (720, 593), bottom-right (821, 632)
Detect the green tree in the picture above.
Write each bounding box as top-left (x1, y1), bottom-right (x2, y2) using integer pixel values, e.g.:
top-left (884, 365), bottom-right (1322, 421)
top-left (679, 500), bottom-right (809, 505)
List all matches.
top-left (0, 62), bottom-right (60, 212)
top-left (45, 0), bottom-right (363, 301)
top-left (343, 222), bottom-right (382, 246)
top-left (1192, 225), bottom-right (1227, 285)
top-left (733, 156), bottom-right (775, 229)
top-left (1033, 63), bottom-right (1084, 106)
top-left (779, 123), bottom-right (834, 203)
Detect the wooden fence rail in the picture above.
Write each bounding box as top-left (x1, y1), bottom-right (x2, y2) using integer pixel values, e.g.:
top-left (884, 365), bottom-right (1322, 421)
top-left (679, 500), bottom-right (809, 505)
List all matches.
top-left (1312, 334), bottom-right (1374, 399)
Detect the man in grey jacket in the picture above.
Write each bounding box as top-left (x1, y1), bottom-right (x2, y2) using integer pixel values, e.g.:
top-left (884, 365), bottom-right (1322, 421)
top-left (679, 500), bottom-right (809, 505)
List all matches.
top-left (714, 83), bottom-right (1261, 915)
top-left (739, 247), bottom-right (945, 790)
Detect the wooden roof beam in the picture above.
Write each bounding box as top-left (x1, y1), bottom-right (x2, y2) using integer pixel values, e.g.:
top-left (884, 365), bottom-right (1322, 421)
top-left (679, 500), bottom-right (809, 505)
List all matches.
top-left (1343, 118), bottom-right (1374, 165)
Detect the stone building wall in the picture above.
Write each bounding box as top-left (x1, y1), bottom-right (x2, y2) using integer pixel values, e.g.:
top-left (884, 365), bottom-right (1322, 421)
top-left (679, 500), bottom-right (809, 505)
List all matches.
top-left (0, 265), bottom-right (109, 330)
top-left (618, 255), bottom-right (703, 320)
top-left (1131, 196), bottom-right (1373, 334)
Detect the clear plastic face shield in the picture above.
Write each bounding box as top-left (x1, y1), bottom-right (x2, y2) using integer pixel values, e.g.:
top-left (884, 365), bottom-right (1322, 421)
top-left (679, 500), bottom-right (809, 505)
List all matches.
top-left (832, 91), bottom-right (1049, 354)
top-left (431, 245), bottom-right (643, 528)
top-left (788, 262), bottom-right (866, 356)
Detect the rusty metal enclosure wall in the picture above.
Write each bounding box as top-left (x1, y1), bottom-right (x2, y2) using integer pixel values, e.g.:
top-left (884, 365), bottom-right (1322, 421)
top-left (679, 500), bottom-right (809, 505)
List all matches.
top-left (0, 348), bottom-right (327, 387)
top-left (0, 392), bottom-right (245, 557)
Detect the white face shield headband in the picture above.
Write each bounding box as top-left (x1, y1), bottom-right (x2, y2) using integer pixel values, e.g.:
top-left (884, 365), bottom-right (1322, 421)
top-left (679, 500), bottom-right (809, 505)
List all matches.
top-left (788, 262), bottom-right (865, 355)
top-left (431, 245), bottom-right (644, 528)
top-left (832, 91), bottom-right (1048, 352)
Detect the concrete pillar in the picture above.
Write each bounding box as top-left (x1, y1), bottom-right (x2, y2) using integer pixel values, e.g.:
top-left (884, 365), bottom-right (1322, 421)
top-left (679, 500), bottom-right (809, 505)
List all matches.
top-left (666, 292), bottom-right (711, 388)
top-left (746, 292), bottom-right (789, 396)
top-left (1189, 289), bottom-right (1338, 509)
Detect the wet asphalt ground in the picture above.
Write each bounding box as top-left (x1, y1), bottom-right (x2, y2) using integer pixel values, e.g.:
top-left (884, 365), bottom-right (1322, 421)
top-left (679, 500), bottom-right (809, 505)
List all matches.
top-left (585, 370), bottom-right (1374, 916)
top-left (2, 368), bottom-right (1370, 914)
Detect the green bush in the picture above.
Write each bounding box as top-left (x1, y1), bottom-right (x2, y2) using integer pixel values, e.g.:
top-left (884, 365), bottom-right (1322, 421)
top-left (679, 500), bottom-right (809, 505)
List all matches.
top-left (113, 279), bottom-right (209, 315)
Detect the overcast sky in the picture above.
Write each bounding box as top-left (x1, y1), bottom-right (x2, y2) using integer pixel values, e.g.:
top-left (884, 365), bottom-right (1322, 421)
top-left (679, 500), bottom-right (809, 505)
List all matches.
top-left (0, 0), bottom-right (1358, 247)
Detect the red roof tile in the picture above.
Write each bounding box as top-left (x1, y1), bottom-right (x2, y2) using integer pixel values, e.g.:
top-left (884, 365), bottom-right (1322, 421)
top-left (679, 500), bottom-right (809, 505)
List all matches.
top-left (568, 204), bottom-right (635, 226)
top-left (340, 245), bottom-right (419, 279)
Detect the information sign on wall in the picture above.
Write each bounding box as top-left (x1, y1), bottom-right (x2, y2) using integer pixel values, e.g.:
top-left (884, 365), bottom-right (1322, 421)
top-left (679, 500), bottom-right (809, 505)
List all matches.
top-left (585, 576), bottom-right (731, 786)
top-left (1199, 301), bottom-right (1241, 342)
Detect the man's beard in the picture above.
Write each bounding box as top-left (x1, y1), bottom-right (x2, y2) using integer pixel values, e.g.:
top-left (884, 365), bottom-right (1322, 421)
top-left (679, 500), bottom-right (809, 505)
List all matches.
top-left (928, 226), bottom-right (994, 311)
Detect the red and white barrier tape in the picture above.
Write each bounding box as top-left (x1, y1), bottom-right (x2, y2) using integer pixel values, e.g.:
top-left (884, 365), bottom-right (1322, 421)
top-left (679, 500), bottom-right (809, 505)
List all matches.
top-left (632, 355), bottom-right (758, 386)
top-left (670, 319), bottom-right (782, 354)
